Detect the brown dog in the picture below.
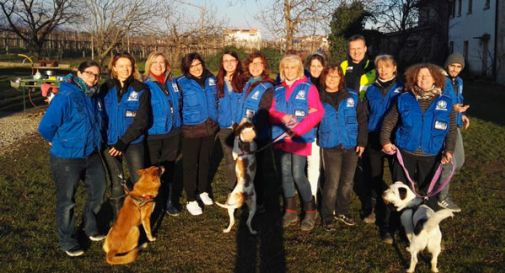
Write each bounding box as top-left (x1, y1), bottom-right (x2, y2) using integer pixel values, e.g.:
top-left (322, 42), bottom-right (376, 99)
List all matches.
top-left (216, 120), bottom-right (258, 234)
top-left (103, 166), bottom-right (164, 265)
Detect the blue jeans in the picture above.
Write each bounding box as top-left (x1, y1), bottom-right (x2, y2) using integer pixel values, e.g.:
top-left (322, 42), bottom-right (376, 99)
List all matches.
top-left (50, 153), bottom-right (106, 251)
top-left (277, 151), bottom-right (312, 202)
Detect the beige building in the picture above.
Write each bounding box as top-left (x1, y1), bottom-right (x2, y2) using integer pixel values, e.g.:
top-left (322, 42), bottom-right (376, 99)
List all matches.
top-left (224, 28), bottom-right (262, 50)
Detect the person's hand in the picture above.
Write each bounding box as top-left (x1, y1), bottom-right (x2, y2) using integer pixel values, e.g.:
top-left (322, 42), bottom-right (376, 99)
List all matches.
top-left (462, 115), bottom-right (470, 129)
top-left (356, 146), bottom-right (365, 157)
top-left (453, 104), bottom-right (470, 113)
top-left (441, 151), bottom-right (453, 164)
top-left (108, 147), bottom-right (122, 157)
top-left (382, 143), bottom-right (397, 154)
top-left (281, 114), bottom-right (293, 124)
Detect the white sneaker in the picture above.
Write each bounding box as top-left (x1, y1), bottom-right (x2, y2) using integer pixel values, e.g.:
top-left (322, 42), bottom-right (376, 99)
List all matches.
top-left (186, 201), bottom-right (202, 215)
top-left (199, 192), bottom-right (214, 206)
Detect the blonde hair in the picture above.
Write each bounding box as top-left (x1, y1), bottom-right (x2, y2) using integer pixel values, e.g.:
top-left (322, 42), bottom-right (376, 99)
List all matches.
top-left (279, 54), bottom-right (304, 82)
top-left (374, 54), bottom-right (398, 76)
top-left (144, 51), bottom-right (171, 78)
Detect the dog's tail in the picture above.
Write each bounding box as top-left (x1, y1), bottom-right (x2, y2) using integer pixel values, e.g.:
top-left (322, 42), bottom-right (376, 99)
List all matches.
top-left (106, 248), bottom-right (139, 265)
top-left (425, 209), bottom-right (454, 232)
top-left (215, 201), bottom-right (241, 209)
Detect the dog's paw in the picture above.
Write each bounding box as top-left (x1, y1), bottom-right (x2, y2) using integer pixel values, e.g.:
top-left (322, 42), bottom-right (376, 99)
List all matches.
top-left (249, 229), bottom-right (258, 235)
top-left (222, 229), bottom-right (231, 233)
top-left (148, 236), bottom-right (157, 242)
top-left (140, 242), bottom-right (148, 249)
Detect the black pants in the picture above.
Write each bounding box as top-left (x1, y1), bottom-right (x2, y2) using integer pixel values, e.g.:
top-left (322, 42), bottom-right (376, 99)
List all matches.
top-left (102, 142), bottom-right (145, 216)
top-left (321, 148), bottom-right (358, 222)
top-left (217, 128), bottom-right (236, 189)
top-left (393, 150), bottom-right (438, 195)
top-left (182, 135), bottom-right (215, 201)
top-left (146, 132), bottom-right (181, 206)
top-left (363, 144), bottom-right (394, 230)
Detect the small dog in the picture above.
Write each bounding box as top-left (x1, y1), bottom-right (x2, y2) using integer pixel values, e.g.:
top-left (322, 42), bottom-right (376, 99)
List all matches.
top-left (216, 120), bottom-right (258, 234)
top-left (383, 182), bottom-right (454, 273)
top-left (103, 166), bottom-right (164, 265)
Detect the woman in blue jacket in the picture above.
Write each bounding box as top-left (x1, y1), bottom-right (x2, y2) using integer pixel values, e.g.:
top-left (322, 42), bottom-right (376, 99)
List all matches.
top-left (381, 63), bottom-right (456, 197)
top-left (362, 54), bottom-right (403, 243)
top-left (144, 51), bottom-right (182, 216)
top-left (241, 51), bottom-right (275, 210)
top-left (38, 61), bottom-right (106, 257)
top-left (177, 52), bottom-right (219, 216)
top-left (216, 50), bottom-right (246, 190)
top-left (100, 52), bottom-right (151, 218)
top-left (318, 64), bottom-right (367, 230)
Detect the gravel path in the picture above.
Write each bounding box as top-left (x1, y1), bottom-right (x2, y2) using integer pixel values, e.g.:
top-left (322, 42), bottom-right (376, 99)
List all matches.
top-left (0, 108), bottom-right (45, 156)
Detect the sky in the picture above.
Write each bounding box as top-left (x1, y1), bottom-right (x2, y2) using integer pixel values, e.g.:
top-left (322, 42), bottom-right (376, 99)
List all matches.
top-left (190, 0), bottom-right (275, 39)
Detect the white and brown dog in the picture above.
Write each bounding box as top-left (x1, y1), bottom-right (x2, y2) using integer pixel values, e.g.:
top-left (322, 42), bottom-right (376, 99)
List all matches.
top-left (216, 120), bottom-right (258, 234)
top-left (383, 182), bottom-right (454, 273)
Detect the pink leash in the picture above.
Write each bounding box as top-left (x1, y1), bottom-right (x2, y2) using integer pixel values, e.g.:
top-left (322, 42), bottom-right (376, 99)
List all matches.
top-left (384, 149), bottom-right (456, 200)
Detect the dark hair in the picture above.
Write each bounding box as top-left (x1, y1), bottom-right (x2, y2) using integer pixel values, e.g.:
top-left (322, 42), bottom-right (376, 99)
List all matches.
top-left (348, 34), bottom-right (366, 44)
top-left (404, 63), bottom-right (445, 91)
top-left (243, 51), bottom-right (270, 80)
top-left (305, 52), bottom-right (326, 70)
top-left (77, 60), bottom-right (100, 73)
top-left (243, 51), bottom-right (271, 95)
top-left (108, 51), bottom-right (141, 80)
top-left (181, 52), bottom-right (206, 76)
top-left (216, 50), bottom-right (245, 98)
top-left (320, 64), bottom-right (345, 91)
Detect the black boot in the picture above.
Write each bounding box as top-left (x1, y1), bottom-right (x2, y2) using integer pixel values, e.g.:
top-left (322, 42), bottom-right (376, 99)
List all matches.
top-left (283, 197), bottom-right (299, 228)
top-left (166, 182), bottom-right (181, 216)
top-left (301, 198), bottom-right (317, 231)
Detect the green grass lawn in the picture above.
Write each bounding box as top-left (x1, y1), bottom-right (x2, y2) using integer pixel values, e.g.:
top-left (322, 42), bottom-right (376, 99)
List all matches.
top-left (1, 68), bottom-right (504, 272)
top-left (0, 115), bottom-right (504, 273)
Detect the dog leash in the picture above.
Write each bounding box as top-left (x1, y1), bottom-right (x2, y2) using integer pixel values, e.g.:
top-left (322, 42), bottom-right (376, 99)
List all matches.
top-left (384, 149), bottom-right (456, 200)
top-left (255, 120), bottom-right (299, 153)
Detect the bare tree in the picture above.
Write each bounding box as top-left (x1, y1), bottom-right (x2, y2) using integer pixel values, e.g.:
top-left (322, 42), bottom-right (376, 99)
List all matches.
top-left (368, 0), bottom-right (420, 33)
top-left (257, 0), bottom-right (340, 51)
top-left (0, 0), bottom-right (80, 57)
top-left (83, 0), bottom-right (159, 66)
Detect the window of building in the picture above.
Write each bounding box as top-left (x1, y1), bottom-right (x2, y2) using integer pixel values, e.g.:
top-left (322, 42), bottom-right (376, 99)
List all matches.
top-left (463, 41), bottom-right (469, 60)
top-left (457, 0), bottom-right (462, 16)
top-left (449, 41), bottom-right (454, 54)
top-left (468, 0), bottom-right (473, 14)
top-left (484, 0), bottom-right (490, 10)
top-left (450, 1), bottom-right (456, 18)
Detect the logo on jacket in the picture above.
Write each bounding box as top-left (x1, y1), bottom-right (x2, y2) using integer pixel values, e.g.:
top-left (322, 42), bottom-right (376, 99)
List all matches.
top-left (295, 109), bottom-right (306, 117)
top-left (125, 111), bottom-right (137, 117)
top-left (346, 98), bottom-right (355, 107)
top-left (435, 100), bottom-right (448, 111)
top-left (252, 90), bottom-right (260, 100)
top-left (434, 121), bottom-right (447, 130)
top-left (208, 78), bottom-right (216, 86)
top-left (128, 91), bottom-right (139, 101)
top-left (295, 90), bottom-right (306, 100)
top-left (172, 83), bottom-right (180, 92)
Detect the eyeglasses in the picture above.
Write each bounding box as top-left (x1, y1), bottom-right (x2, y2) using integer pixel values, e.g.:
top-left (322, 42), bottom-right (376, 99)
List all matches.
top-left (250, 62), bottom-right (263, 67)
top-left (82, 70), bottom-right (100, 79)
top-left (223, 59), bottom-right (238, 64)
top-left (190, 62), bottom-right (202, 68)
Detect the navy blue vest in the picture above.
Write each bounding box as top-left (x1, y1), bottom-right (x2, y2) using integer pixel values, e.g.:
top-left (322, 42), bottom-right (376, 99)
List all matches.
top-left (318, 90), bottom-right (359, 149)
top-left (366, 82), bottom-right (403, 132)
top-left (102, 83), bottom-right (146, 145)
top-left (177, 75), bottom-right (218, 125)
top-left (145, 79), bottom-right (181, 135)
top-left (242, 80), bottom-right (273, 141)
top-left (395, 92), bottom-right (452, 155)
top-left (272, 82), bottom-right (315, 143)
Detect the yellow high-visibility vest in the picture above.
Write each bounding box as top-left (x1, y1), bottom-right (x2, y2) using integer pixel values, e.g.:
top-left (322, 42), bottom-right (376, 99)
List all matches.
top-left (340, 59), bottom-right (376, 100)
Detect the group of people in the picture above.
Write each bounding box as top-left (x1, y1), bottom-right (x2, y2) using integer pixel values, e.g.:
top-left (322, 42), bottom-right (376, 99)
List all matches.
top-left (38, 34), bottom-right (469, 257)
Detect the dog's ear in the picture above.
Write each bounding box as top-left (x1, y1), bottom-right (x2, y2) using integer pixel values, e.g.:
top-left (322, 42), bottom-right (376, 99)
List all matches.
top-left (399, 187), bottom-right (407, 200)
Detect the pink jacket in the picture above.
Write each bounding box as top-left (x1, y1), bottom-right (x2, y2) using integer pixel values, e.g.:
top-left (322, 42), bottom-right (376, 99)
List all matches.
top-left (269, 77), bottom-right (324, 156)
